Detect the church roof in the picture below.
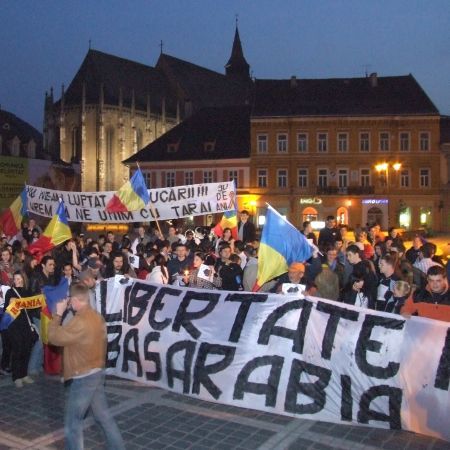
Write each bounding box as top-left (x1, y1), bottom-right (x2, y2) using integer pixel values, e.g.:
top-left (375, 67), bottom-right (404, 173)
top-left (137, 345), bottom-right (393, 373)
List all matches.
top-left (252, 74), bottom-right (439, 117)
top-left (124, 105), bottom-right (250, 164)
top-left (225, 27), bottom-right (250, 78)
top-left (61, 49), bottom-right (177, 114)
top-left (156, 53), bottom-right (250, 110)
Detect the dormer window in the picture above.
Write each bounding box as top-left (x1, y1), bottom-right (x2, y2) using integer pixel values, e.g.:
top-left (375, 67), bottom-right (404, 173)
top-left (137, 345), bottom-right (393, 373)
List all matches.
top-left (167, 142), bottom-right (179, 153)
top-left (204, 141), bottom-right (215, 152)
top-left (11, 136), bottom-right (20, 157)
top-left (2, 123), bottom-right (10, 130)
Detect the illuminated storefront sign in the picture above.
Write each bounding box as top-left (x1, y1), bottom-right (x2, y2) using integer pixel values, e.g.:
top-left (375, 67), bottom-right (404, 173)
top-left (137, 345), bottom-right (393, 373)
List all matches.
top-left (361, 199), bottom-right (389, 205)
top-left (300, 197), bottom-right (322, 205)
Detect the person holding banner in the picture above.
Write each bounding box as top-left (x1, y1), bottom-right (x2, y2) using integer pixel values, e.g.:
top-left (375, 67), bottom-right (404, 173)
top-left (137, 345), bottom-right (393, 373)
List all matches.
top-left (48, 283), bottom-right (125, 450)
top-left (3, 272), bottom-right (38, 388)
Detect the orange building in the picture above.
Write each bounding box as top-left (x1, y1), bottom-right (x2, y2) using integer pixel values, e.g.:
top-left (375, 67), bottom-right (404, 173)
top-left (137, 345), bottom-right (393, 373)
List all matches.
top-left (248, 74), bottom-right (446, 231)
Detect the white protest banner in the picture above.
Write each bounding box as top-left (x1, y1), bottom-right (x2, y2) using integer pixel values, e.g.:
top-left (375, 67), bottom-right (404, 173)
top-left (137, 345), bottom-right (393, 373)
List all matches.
top-left (97, 278), bottom-right (450, 441)
top-left (25, 182), bottom-right (235, 223)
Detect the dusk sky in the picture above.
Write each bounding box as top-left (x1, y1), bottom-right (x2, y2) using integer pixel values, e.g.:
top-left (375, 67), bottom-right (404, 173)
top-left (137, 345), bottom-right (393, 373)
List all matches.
top-left (1, 0), bottom-right (449, 131)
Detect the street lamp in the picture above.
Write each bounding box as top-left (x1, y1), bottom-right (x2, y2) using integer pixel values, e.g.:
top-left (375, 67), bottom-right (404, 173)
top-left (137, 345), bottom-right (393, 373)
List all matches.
top-left (375, 162), bottom-right (402, 192)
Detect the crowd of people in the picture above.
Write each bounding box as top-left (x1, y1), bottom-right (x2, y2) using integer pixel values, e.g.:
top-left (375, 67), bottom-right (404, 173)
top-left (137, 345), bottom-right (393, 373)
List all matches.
top-left (0, 212), bottom-right (450, 387)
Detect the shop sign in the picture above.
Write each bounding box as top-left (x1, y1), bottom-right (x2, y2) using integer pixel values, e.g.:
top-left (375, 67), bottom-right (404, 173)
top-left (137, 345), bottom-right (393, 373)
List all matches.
top-left (300, 197), bottom-right (322, 205)
top-left (362, 199), bottom-right (388, 205)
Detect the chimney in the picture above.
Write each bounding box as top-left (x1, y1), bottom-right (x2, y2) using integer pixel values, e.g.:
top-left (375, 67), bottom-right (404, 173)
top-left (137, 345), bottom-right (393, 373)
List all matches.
top-left (369, 72), bottom-right (378, 87)
top-left (290, 75), bottom-right (297, 88)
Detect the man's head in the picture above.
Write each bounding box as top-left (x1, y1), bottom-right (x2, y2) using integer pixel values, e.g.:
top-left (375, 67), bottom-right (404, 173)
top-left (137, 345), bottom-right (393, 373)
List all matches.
top-left (106, 231), bottom-right (115, 243)
top-left (419, 242), bottom-right (437, 259)
top-left (68, 282), bottom-right (90, 312)
top-left (175, 243), bottom-right (187, 260)
top-left (103, 241), bottom-right (113, 254)
top-left (41, 256), bottom-right (55, 276)
top-left (79, 269), bottom-right (96, 289)
top-left (138, 225), bottom-right (146, 237)
top-left (1, 248), bottom-right (11, 262)
top-left (63, 263), bottom-right (73, 278)
top-left (219, 245), bottom-right (232, 261)
top-left (326, 215), bottom-right (336, 229)
top-left (303, 221), bottom-right (312, 234)
top-left (168, 226), bottom-right (177, 236)
top-left (111, 253), bottom-right (124, 272)
top-left (346, 245), bottom-right (362, 265)
top-left (427, 266), bottom-right (448, 294)
top-left (240, 210), bottom-right (249, 223)
top-left (288, 262), bottom-right (305, 284)
top-left (325, 246), bottom-right (338, 264)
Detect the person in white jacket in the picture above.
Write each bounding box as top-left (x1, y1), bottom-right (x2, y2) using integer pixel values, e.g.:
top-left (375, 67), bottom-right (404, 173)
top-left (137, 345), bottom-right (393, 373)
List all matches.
top-left (146, 254), bottom-right (169, 285)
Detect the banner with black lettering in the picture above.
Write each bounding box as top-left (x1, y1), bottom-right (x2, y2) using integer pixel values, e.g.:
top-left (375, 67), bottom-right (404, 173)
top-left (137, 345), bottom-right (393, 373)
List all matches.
top-left (98, 278), bottom-right (450, 441)
top-left (25, 181), bottom-right (235, 223)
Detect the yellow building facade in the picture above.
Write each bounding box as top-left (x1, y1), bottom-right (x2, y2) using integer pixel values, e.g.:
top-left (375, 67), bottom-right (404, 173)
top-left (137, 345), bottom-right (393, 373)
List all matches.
top-left (248, 114), bottom-right (445, 231)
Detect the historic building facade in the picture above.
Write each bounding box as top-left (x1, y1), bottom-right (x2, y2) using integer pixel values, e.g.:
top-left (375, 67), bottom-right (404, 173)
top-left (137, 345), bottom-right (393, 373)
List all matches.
top-left (44, 27), bottom-right (251, 192)
top-left (249, 75), bottom-right (446, 231)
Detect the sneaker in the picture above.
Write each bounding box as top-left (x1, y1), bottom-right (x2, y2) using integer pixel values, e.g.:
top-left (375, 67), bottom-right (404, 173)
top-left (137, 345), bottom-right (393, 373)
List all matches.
top-left (22, 376), bottom-right (34, 384)
top-left (14, 379), bottom-right (23, 388)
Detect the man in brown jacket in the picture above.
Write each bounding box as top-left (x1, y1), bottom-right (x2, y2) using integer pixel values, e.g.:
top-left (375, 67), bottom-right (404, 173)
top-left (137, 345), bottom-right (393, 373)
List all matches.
top-left (48, 283), bottom-right (124, 450)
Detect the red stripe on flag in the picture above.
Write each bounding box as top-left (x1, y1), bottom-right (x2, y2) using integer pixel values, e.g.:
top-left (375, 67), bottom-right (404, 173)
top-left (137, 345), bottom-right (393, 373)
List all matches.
top-left (105, 194), bottom-right (128, 213)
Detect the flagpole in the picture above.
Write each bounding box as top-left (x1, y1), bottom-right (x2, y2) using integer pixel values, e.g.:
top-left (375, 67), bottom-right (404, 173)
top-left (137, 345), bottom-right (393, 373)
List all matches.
top-left (136, 161), bottom-right (163, 238)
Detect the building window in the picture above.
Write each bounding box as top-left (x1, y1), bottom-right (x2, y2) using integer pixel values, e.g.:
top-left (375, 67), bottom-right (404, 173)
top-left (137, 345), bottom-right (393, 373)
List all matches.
top-left (203, 170), bottom-right (214, 183)
top-left (317, 133), bottom-right (328, 152)
top-left (257, 134), bottom-right (268, 153)
top-left (359, 132), bottom-right (370, 152)
top-left (400, 169), bottom-right (410, 188)
top-left (419, 132), bottom-right (430, 151)
top-left (72, 127), bottom-right (81, 159)
top-left (229, 170), bottom-right (238, 186)
top-left (166, 171), bottom-right (175, 187)
top-left (298, 168), bottom-right (308, 188)
top-left (338, 169), bottom-right (348, 188)
top-left (419, 168), bottom-right (430, 188)
top-left (143, 171), bottom-right (152, 188)
top-left (400, 132), bottom-right (410, 151)
top-left (379, 132), bottom-right (390, 151)
top-left (204, 141), bottom-right (215, 152)
top-left (277, 133), bottom-right (288, 152)
top-left (318, 169), bottom-right (328, 188)
top-left (360, 168), bottom-right (371, 187)
top-left (184, 171), bottom-right (194, 185)
top-left (277, 169), bottom-right (288, 188)
top-left (297, 133), bottom-right (308, 152)
top-left (337, 133), bottom-right (348, 152)
top-left (257, 169), bottom-right (268, 188)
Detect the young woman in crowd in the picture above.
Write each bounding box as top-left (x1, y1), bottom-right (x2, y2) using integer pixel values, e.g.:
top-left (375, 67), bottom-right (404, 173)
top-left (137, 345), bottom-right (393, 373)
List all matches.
top-left (183, 252), bottom-right (221, 289)
top-left (146, 254), bottom-right (169, 284)
top-left (3, 271), bottom-right (38, 387)
top-left (215, 228), bottom-right (235, 254)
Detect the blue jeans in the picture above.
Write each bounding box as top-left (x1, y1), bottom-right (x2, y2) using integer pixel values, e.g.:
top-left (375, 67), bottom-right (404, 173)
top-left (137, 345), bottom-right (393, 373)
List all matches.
top-left (28, 317), bottom-right (43, 374)
top-left (65, 370), bottom-right (125, 450)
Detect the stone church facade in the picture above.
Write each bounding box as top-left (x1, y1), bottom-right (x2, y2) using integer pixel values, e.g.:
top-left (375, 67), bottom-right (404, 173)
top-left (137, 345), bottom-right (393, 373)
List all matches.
top-left (43, 27), bottom-right (251, 192)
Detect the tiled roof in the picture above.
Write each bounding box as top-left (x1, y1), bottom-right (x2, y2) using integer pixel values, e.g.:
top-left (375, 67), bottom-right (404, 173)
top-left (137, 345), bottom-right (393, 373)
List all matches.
top-left (0, 109), bottom-right (43, 152)
top-left (61, 50), bottom-right (177, 114)
top-left (156, 53), bottom-right (251, 110)
top-left (252, 75), bottom-right (439, 117)
top-left (123, 106), bottom-right (250, 164)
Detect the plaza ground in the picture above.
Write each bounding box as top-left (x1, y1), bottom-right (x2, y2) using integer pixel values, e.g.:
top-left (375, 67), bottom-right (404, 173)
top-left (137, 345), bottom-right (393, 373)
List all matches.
top-left (0, 373), bottom-right (448, 450)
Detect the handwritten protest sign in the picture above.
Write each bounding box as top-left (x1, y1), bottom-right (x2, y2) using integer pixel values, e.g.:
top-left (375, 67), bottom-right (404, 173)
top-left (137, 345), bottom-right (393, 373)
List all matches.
top-left (98, 278), bottom-right (450, 441)
top-left (26, 182), bottom-right (235, 223)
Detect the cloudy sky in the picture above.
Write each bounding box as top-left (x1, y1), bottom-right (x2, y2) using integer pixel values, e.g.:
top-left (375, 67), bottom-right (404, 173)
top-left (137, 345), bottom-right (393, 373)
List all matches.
top-left (1, 0), bottom-right (449, 130)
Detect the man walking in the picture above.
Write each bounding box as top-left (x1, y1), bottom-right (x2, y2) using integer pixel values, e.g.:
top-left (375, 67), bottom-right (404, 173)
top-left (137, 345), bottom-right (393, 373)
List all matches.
top-left (48, 283), bottom-right (125, 450)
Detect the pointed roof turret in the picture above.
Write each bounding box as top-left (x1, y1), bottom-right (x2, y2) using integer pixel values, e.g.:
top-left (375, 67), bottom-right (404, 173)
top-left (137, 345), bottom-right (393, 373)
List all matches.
top-left (225, 26), bottom-right (250, 81)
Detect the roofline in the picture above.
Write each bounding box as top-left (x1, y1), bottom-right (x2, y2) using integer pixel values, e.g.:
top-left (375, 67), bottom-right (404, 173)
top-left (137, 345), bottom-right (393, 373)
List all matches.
top-left (124, 157), bottom-right (250, 167)
top-left (251, 113), bottom-right (441, 121)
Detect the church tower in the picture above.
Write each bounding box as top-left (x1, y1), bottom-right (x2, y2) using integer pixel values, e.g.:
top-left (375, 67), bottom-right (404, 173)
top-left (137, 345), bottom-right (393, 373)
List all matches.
top-left (225, 25), bottom-right (250, 81)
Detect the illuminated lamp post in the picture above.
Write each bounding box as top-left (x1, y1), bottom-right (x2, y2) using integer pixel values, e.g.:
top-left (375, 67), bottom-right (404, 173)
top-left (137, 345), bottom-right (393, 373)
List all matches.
top-left (375, 162), bottom-right (402, 226)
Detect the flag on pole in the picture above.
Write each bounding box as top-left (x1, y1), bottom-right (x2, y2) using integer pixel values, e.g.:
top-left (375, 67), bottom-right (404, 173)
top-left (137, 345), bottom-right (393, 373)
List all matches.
top-left (28, 200), bottom-right (72, 258)
top-left (105, 168), bottom-right (149, 213)
top-left (213, 209), bottom-right (238, 240)
top-left (253, 205), bottom-right (313, 291)
top-left (0, 187), bottom-right (27, 237)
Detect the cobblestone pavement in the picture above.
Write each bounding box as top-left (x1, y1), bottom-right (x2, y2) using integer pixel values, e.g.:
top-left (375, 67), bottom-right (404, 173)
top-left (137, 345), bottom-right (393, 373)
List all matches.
top-left (0, 374), bottom-right (448, 450)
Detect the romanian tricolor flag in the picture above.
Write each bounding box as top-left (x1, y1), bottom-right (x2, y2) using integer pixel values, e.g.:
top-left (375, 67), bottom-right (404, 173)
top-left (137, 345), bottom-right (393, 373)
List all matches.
top-left (41, 277), bottom-right (69, 344)
top-left (0, 294), bottom-right (46, 331)
top-left (28, 200), bottom-right (72, 258)
top-left (105, 168), bottom-right (150, 213)
top-left (253, 205), bottom-right (313, 291)
top-left (0, 187), bottom-right (27, 237)
top-left (213, 209), bottom-right (238, 240)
